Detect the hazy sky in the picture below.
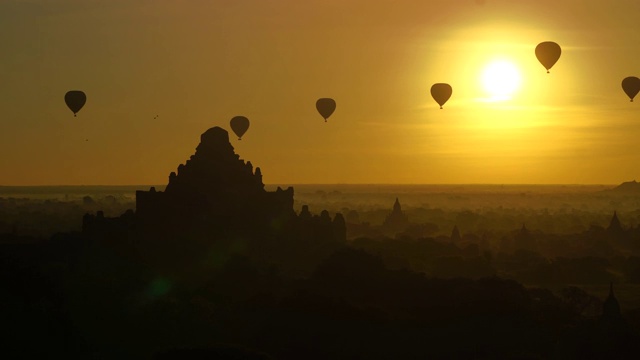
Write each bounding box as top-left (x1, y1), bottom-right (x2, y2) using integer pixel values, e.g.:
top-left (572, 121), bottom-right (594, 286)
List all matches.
top-left (1, 0), bottom-right (640, 185)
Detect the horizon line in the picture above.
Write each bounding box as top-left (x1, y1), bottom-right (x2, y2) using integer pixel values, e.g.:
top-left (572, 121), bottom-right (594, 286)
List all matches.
top-left (0, 183), bottom-right (622, 187)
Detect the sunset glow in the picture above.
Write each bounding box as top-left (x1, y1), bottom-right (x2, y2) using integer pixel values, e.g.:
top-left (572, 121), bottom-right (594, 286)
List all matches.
top-left (480, 60), bottom-right (522, 101)
top-left (1, 1), bottom-right (640, 185)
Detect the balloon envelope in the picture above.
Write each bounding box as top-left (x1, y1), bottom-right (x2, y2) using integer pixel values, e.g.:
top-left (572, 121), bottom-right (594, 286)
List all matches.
top-left (316, 98), bottom-right (336, 122)
top-left (430, 83), bottom-right (452, 109)
top-left (622, 76), bottom-right (640, 102)
top-left (65, 90), bottom-right (86, 116)
top-left (230, 116), bottom-right (250, 140)
top-left (535, 42), bottom-right (561, 73)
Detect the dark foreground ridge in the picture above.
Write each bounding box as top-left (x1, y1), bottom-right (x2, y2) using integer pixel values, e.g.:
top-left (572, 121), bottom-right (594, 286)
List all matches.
top-left (2, 127), bottom-right (640, 358)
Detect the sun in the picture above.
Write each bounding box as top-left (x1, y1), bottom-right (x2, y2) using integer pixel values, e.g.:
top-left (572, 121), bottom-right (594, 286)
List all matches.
top-left (480, 60), bottom-right (522, 101)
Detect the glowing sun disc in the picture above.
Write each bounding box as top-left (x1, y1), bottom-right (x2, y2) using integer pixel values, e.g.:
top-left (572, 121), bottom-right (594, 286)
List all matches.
top-left (481, 60), bottom-right (521, 100)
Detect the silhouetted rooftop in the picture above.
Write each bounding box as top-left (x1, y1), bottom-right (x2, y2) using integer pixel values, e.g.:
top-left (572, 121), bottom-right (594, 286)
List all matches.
top-left (163, 126), bottom-right (264, 199)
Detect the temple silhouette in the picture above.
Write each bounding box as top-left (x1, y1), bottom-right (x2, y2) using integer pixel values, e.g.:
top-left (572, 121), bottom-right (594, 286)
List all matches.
top-left (83, 126), bottom-right (345, 275)
top-left (607, 211), bottom-right (623, 235)
top-left (575, 282), bottom-right (640, 358)
top-left (6, 129), bottom-right (640, 358)
top-left (381, 197), bottom-right (409, 233)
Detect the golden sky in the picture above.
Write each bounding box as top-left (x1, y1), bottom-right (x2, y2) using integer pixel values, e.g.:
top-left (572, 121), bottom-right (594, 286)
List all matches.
top-left (1, 0), bottom-right (640, 185)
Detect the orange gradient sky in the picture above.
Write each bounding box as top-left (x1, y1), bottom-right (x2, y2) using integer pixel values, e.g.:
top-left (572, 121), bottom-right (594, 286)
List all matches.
top-left (1, 0), bottom-right (640, 185)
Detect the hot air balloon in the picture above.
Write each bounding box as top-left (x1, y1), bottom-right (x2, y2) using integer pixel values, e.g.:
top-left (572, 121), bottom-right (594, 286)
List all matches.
top-left (65, 90), bottom-right (86, 117)
top-left (430, 83), bottom-right (452, 109)
top-left (230, 116), bottom-right (250, 140)
top-left (535, 41), bottom-right (561, 73)
top-left (622, 76), bottom-right (640, 102)
top-left (316, 98), bottom-right (336, 122)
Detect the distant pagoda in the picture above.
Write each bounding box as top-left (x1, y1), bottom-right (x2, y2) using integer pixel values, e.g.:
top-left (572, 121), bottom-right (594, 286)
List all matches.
top-left (382, 198), bottom-right (409, 231)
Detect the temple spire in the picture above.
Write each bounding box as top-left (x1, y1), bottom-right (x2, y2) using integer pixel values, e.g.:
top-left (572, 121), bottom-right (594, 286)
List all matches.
top-left (451, 225), bottom-right (461, 242)
top-left (602, 281), bottom-right (621, 319)
top-left (393, 197), bottom-right (401, 212)
top-left (383, 197), bottom-right (409, 231)
top-left (607, 211), bottom-right (622, 233)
